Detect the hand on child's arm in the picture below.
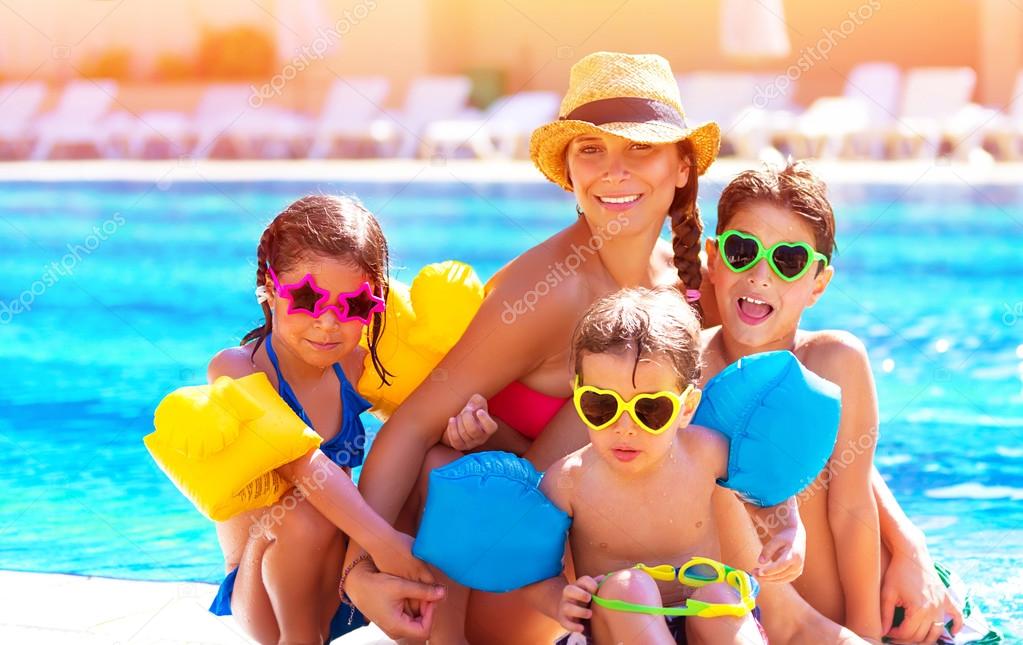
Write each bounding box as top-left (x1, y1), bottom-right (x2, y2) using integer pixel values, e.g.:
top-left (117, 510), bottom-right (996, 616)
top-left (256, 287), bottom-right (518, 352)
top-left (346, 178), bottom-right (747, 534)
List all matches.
top-left (881, 546), bottom-right (963, 644)
top-left (369, 530), bottom-right (435, 586)
top-left (752, 497), bottom-right (805, 583)
top-left (343, 557), bottom-right (444, 641)
top-left (441, 394), bottom-right (498, 452)
top-left (557, 576), bottom-right (600, 633)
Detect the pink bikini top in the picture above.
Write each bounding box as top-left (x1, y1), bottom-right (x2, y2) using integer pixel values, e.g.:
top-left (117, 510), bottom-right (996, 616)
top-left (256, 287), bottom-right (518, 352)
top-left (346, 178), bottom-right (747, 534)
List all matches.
top-left (488, 380), bottom-right (569, 440)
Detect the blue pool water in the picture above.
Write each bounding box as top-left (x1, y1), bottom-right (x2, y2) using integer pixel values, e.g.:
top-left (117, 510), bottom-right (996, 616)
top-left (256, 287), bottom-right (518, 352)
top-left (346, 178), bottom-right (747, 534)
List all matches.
top-left (1, 177), bottom-right (1021, 637)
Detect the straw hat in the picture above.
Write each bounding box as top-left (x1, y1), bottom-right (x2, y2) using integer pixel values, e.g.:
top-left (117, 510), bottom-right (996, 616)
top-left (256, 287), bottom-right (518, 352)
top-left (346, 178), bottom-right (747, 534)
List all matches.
top-left (530, 51), bottom-right (720, 192)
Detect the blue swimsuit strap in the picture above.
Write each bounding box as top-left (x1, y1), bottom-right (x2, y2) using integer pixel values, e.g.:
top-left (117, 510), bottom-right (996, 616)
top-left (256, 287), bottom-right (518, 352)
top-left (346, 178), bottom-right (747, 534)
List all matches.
top-left (265, 334), bottom-right (368, 467)
top-left (265, 333), bottom-right (322, 426)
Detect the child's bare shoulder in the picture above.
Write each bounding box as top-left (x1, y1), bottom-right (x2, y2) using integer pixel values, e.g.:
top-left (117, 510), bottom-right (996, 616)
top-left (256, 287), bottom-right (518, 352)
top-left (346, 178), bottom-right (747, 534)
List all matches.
top-left (796, 329), bottom-right (872, 388)
top-left (541, 446), bottom-right (592, 516)
top-left (682, 424), bottom-right (729, 476)
top-left (207, 345), bottom-right (259, 382)
top-left (698, 326), bottom-right (727, 384)
top-left (699, 325), bottom-right (723, 352)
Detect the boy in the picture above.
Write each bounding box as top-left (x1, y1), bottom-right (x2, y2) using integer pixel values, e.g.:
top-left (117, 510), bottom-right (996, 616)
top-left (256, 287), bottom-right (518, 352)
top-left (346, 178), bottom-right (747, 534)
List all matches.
top-left (702, 161), bottom-right (998, 644)
top-left (704, 161), bottom-right (880, 640)
top-left (532, 286), bottom-right (802, 645)
top-left (699, 160), bottom-right (1002, 645)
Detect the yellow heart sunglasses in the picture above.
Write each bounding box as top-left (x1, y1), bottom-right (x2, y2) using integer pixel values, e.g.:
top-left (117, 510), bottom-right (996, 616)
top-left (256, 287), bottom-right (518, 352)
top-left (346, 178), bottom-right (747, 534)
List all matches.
top-left (572, 376), bottom-right (698, 435)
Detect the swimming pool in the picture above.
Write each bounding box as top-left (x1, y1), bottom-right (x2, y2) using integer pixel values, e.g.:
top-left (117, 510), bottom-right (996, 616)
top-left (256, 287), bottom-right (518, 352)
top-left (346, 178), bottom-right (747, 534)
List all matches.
top-left (1, 177), bottom-right (1020, 637)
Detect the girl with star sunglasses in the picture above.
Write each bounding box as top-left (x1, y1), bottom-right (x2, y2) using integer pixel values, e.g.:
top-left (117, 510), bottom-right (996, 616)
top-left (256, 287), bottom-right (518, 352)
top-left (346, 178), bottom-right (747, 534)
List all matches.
top-left (200, 195), bottom-right (436, 645)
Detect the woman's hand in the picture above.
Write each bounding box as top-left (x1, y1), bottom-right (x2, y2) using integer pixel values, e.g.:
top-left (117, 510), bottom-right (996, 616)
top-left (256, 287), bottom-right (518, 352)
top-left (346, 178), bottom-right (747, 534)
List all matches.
top-left (441, 394), bottom-right (498, 452)
top-left (370, 530), bottom-right (436, 585)
top-left (557, 576), bottom-right (600, 634)
top-left (344, 558), bottom-right (446, 641)
top-left (881, 548), bottom-right (962, 644)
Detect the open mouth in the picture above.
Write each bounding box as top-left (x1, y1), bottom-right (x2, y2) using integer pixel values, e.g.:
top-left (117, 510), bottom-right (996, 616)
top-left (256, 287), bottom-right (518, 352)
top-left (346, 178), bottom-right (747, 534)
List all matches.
top-left (736, 296), bottom-right (774, 325)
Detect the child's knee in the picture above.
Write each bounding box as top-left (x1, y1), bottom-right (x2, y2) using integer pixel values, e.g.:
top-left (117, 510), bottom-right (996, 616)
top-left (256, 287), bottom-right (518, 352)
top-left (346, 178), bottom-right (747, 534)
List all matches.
top-left (686, 582), bottom-right (760, 642)
top-left (689, 581), bottom-right (738, 605)
top-left (267, 496), bottom-right (339, 547)
top-left (417, 444), bottom-right (461, 496)
top-left (595, 569), bottom-right (661, 606)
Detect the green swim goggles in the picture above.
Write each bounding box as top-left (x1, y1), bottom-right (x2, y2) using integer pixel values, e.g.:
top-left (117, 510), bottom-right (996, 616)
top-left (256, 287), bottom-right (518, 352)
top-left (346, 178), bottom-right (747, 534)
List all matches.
top-left (589, 558), bottom-right (758, 618)
top-left (717, 229), bottom-right (829, 282)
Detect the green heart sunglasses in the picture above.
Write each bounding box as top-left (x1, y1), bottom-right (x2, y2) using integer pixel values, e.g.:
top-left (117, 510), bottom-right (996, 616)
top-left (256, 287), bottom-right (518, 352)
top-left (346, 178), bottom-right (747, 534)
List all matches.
top-left (716, 229), bottom-right (828, 282)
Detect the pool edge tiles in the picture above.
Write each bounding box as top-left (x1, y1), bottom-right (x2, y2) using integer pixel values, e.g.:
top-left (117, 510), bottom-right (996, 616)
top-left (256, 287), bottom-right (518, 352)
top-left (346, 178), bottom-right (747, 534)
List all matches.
top-left (0, 569), bottom-right (397, 644)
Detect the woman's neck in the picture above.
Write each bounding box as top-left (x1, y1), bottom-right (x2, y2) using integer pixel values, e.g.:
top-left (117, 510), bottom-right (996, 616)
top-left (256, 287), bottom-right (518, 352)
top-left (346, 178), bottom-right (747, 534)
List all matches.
top-left (586, 217), bottom-right (663, 289)
top-left (718, 326), bottom-right (798, 366)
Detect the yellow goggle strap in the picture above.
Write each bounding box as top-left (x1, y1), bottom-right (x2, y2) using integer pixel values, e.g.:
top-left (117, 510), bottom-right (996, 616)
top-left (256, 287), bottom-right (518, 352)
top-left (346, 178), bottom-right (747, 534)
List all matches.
top-left (588, 562), bottom-right (756, 619)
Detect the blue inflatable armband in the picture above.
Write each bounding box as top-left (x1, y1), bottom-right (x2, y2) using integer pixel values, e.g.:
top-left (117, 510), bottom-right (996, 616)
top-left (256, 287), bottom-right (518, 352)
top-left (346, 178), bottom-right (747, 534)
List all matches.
top-left (693, 351), bottom-right (841, 507)
top-left (412, 451), bottom-right (571, 593)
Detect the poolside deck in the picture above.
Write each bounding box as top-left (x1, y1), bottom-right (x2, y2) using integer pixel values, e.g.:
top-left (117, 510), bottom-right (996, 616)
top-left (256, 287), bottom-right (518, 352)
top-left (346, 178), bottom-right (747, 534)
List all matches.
top-left (0, 570), bottom-right (391, 644)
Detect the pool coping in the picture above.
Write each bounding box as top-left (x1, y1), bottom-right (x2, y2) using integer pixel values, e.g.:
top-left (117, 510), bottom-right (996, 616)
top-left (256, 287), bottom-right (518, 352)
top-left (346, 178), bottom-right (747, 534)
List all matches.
top-left (0, 569), bottom-right (392, 644)
top-left (2, 158), bottom-right (1023, 186)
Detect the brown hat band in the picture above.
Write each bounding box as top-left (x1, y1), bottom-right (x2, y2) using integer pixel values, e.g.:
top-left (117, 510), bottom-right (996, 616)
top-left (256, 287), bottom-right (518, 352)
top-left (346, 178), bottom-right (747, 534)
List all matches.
top-left (560, 96), bottom-right (688, 128)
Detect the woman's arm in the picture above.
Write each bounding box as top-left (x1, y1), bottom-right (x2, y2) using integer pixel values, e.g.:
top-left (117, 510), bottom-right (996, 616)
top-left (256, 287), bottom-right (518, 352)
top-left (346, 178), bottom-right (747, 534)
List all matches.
top-left (346, 260), bottom-right (585, 569)
top-left (523, 399), bottom-right (589, 471)
top-left (875, 467), bottom-right (926, 558)
top-left (358, 271), bottom-right (579, 516)
top-left (815, 334), bottom-right (882, 639)
top-left (874, 468), bottom-right (964, 642)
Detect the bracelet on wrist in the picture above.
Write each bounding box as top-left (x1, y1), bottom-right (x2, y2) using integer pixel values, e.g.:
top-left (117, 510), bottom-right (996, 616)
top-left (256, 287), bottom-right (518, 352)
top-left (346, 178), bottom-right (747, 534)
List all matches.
top-left (338, 553), bottom-right (373, 607)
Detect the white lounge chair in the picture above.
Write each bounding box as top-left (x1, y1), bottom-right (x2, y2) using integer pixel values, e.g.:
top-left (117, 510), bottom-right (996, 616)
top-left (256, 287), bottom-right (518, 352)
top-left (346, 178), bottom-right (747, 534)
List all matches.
top-left (304, 77), bottom-right (391, 158)
top-left (0, 81), bottom-right (47, 158)
top-left (188, 84), bottom-right (263, 159)
top-left (939, 103), bottom-right (1000, 162)
top-left (118, 84), bottom-right (256, 159)
top-left (773, 62), bottom-right (901, 158)
top-left (371, 75), bottom-right (472, 158)
top-left (30, 80), bottom-right (117, 159)
top-left (886, 67), bottom-right (976, 158)
top-left (845, 62), bottom-right (903, 124)
top-left (677, 72), bottom-right (795, 158)
top-left (422, 91), bottom-right (560, 159)
top-left (981, 70), bottom-right (1023, 160)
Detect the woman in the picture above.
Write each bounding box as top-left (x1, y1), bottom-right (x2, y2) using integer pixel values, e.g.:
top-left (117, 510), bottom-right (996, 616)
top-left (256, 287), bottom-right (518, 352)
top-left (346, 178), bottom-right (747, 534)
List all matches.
top-left (335, 52), bottom-right (951, 644)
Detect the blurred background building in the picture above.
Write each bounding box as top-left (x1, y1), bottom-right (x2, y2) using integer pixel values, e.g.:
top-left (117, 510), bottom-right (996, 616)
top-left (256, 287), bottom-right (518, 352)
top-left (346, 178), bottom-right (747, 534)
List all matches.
top-left (1, 0), bottom-right (1022, 160)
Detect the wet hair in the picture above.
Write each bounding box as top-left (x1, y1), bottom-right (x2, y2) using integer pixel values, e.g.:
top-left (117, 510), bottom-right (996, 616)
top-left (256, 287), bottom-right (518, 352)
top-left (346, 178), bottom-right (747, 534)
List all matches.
top-left (242, 194), bottom-right (392, 385)
top-left (668, 139), bottom-right (705, 318)
top-left (717, 161), bottom-right (837, 266)
top-left (570, 286), bottom-right (701, 389)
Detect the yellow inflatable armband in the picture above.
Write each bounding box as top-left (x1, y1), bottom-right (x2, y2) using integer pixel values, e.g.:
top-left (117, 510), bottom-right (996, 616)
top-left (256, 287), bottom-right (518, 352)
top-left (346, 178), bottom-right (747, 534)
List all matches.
top-left (358, 260), bottom-right (484, 418)
top-left (408, 262), bottom-right (484, 355)
top-left (144, 372), bottom-right (322, 521)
